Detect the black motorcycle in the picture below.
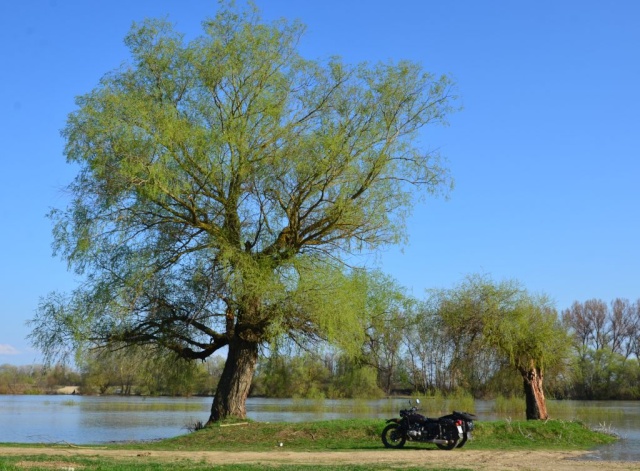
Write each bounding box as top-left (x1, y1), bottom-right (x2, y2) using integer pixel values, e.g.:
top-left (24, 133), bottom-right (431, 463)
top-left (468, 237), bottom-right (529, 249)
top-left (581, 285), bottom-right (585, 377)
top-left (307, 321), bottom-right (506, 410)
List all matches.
top-left (381, 400), bottom-right (476, 450)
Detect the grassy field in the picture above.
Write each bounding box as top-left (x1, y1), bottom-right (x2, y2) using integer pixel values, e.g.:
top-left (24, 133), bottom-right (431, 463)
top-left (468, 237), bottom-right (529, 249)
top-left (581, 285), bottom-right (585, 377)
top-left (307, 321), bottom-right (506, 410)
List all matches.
top-left (0, 418), bottom-right (617, 471)
top-left (153, 417), bottom-right (617, 451)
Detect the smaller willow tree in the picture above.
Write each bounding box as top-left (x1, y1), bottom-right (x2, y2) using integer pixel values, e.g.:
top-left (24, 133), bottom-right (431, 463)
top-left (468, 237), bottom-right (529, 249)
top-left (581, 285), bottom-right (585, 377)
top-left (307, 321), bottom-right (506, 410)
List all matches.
top-left (433, 275), bottom-right (569, 420)
top-left (29, 4), bottom-right (456, 423)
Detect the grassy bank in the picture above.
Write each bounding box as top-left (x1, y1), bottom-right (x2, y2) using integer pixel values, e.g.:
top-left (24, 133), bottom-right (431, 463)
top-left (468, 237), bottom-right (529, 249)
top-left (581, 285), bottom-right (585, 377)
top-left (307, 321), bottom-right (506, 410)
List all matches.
top-left (0, 419), bottom-right (617, 471)
top-left (0, 417), bottom-right (614, 452)
top-left (144, 417), bottom-right (616, 452)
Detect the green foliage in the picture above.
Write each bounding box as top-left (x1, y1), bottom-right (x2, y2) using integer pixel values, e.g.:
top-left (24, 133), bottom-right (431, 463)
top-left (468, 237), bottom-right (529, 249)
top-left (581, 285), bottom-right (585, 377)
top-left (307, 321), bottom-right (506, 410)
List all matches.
top-left (252, 352), bottom-right (383, 399)
top-left (560, 297), bottom-right (640, 400)
top-left (0, 364), bottom-right (80, 395)
top-left (77, 346), bottom-right (217, 396)
top-left (29, 3), bottom-right (456, 420)
top-left (356, 271), bottom-right (416, 394)
top-left (566, 350), bottom-right (640, 400)
top-left (435, 275), bottom-right (569, 376)
top-left (253, 352), bottom-right (332, 398)
top-left (0, 353), bottom-right (222, 398)
top-left (423, 275), bottom-right (572, 419)
top-left (329, 359), bottom-right (383, 399)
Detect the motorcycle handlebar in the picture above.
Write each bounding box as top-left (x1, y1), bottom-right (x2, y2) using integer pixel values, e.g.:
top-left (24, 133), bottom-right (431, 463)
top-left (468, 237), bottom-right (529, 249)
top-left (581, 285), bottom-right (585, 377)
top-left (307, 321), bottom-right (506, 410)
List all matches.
top-left (399, 406), bottom-right (418, 416)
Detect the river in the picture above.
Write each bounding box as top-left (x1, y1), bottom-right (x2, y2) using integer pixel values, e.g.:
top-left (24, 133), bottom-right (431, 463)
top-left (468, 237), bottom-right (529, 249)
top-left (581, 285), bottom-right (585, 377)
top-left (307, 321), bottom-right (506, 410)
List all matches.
top-left (0, 395), bottom-right (638, 461)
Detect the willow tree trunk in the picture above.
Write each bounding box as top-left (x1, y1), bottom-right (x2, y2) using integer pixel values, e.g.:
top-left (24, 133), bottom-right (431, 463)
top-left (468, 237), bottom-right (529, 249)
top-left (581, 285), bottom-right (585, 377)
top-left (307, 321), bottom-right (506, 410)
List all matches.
top-left (208, 335), bottom-right (259, 423)
top-left (521, 365), bottom-right (548, 420)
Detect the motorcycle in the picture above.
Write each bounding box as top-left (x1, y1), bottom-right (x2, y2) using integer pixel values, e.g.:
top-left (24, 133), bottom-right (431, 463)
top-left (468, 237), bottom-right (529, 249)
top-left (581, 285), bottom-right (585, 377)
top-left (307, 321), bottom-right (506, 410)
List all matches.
top-left (381, 399), bottom-right (476, 450)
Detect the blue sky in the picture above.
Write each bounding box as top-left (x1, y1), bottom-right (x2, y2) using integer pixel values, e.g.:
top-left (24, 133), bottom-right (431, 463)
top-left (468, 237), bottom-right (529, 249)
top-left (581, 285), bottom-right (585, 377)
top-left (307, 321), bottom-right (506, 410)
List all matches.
top-left (1, 1), bottom-right (639, 365)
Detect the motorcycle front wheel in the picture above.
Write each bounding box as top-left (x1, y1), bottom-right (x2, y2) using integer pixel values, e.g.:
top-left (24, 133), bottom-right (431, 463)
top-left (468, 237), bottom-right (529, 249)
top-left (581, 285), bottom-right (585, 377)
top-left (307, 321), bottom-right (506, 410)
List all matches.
top-left (381, 423), bottom-right (406, 448)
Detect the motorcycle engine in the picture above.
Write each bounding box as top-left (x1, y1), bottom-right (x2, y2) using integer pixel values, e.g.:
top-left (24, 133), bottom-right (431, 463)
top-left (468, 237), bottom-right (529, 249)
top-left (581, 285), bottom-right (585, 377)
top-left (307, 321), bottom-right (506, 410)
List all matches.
top-left (422, 421), bottom-right (441, 439)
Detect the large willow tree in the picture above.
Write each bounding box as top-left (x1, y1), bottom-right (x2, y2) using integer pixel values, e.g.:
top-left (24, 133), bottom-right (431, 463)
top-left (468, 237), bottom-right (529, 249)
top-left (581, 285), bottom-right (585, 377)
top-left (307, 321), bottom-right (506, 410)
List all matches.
top-left (433, 275), bottom-right (569, 420)
top-left (29, 4), bottom-right (455, 422)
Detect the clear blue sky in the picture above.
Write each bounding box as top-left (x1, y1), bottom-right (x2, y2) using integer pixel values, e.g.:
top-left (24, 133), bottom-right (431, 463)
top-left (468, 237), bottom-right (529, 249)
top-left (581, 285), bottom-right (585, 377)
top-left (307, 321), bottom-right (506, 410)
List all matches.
top-left (1, 1), bottom-right (639, 365)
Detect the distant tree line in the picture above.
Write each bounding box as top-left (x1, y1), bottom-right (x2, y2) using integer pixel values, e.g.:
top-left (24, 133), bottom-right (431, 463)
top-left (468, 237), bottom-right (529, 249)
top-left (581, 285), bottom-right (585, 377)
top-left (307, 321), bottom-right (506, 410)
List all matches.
top-left (254, 298), bottom-right (640, 402)
top-left (11, 288), bottom-right (640, 401)
top-left (561, 298), bottom-right (640, 399)
top-left (77, 347), bottom-right (225, 396)
top-left (0, 353), bottom-right (224, 396)
top-left (0, 364), bottom-right (81, 395)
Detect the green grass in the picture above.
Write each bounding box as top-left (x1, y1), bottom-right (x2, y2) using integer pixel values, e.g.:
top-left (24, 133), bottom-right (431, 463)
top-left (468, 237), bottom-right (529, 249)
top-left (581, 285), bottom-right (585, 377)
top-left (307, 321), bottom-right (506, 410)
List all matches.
top-left (114, 417), bottom-right (615, 452)
top-left (472, 419), bottom-right (616, 450)
top-left (144, 418), bottom-right (384, 451)
top-left (0, 418), bottom-right (615, 453)
top-left (0, 418), bottom-right (616, 471)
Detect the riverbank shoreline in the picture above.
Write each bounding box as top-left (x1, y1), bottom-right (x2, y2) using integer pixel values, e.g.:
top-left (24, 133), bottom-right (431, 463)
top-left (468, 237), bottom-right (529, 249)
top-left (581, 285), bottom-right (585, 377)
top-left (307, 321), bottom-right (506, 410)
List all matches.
top-left (2, 396), bottom-right (637, 462)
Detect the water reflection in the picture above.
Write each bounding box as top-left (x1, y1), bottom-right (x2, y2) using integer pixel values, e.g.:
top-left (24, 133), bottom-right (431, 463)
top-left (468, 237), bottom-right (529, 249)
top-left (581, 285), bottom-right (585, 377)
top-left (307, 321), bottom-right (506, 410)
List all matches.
top-left (0, 395), bottom-right (209, 444)
top-left (0, 395), bottom-right (638, 461)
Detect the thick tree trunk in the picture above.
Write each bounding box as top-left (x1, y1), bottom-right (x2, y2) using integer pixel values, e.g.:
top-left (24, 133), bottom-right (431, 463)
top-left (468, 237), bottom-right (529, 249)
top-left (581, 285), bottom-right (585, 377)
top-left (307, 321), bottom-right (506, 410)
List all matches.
top-left (208, 335), bottom-right (259, 423)
top-left (521, 365), bottom-right (548, 420)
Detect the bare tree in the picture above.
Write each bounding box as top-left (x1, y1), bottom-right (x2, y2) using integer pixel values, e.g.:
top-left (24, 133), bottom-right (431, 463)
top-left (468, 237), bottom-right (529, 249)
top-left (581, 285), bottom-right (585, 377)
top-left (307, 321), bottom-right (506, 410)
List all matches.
top-left (584, 299), bottom-right (609, 351)
top-left (609, 298), bottom-right (635, 359)
top-left (562, 301), bottom-right (592, 355)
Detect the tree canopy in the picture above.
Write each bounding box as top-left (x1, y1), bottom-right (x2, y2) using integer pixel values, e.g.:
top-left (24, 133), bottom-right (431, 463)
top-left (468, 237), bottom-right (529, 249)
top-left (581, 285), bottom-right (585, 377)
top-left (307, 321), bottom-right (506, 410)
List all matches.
top-left (29, 4), bottom-right (456, 421)
top-left (431, 275), bottom-right (569, 419)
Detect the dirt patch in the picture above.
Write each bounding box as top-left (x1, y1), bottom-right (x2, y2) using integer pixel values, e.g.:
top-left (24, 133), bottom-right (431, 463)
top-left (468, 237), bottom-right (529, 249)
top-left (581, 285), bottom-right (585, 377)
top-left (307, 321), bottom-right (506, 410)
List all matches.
top-left (1, 447), bottom-right (639, 470)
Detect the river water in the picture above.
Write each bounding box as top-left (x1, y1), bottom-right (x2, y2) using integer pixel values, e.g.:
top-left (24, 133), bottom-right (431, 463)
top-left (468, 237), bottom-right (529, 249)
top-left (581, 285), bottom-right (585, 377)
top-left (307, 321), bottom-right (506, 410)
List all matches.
top-left (0, 395), bottom-right (638, 461)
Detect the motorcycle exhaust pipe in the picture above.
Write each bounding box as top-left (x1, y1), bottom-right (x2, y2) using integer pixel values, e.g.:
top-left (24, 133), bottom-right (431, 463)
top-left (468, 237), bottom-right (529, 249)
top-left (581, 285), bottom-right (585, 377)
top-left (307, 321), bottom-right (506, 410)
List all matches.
top-left (427, 439), bottom-right (450, 445)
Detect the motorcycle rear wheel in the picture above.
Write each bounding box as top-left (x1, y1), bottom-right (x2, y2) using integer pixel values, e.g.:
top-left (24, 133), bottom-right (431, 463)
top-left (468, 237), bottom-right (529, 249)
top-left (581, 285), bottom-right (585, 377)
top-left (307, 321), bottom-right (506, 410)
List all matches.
top-left (381, 423), bottom-right (406, 449)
